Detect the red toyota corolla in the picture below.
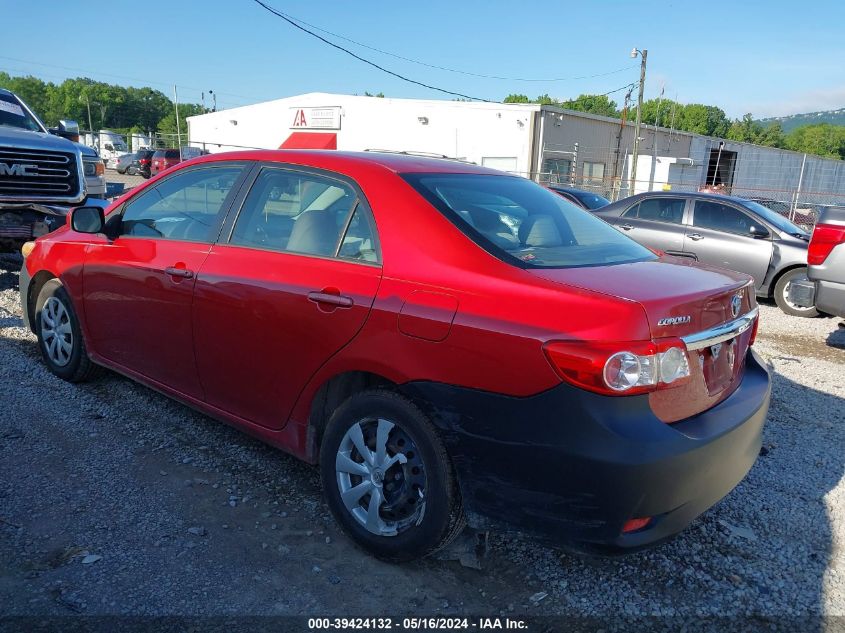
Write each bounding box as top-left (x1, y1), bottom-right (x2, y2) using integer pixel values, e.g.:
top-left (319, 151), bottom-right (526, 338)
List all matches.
top-left (19, 151), bottom-right (770, 561)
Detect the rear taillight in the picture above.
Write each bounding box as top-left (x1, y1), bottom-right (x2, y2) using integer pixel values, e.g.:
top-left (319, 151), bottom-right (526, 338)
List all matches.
top-left (749, 314), bottom-right (759, 346)
top-left (808, 223), bottom-right (845, 265)
top-left (543, 338), bottom-right (691, 397)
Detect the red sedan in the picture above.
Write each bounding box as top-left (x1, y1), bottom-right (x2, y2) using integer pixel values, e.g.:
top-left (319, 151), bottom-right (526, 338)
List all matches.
top-left (150, 148), bottom-right (182, 176)
top-left (19, 151), bottom-right (770, 561)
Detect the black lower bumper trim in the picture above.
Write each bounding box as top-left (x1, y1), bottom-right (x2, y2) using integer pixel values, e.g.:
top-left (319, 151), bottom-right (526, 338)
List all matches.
top-left (400, 350), bottom-right (770, 553)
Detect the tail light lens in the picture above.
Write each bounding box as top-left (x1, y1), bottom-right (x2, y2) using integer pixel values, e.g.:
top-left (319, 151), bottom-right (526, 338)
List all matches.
top-left (749, 314), bottom-right (760, 346)
top-left (543, 338), bottom-right (691, 397)
top-left (808, 223), bottom-right (845, 265)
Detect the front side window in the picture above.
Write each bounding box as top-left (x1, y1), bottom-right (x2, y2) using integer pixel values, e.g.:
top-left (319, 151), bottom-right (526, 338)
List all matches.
top-left (0, 93), bottom-right (44, 132)
top-left (231, 168), bottom-right (374, 260)
top-left (120, 166), bottom-right (243, 241)
top-left (693, 201), bottom-right (759, 236)
top-left (404, 173), bottom-right (655, 268)
top-left (626, 198), bottom-right (686, 224)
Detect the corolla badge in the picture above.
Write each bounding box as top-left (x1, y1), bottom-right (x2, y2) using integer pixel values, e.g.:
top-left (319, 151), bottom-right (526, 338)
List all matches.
top-left (731, 292), bottom-right (743, 317)
top-left (657, 315), bottom-right (691, 326)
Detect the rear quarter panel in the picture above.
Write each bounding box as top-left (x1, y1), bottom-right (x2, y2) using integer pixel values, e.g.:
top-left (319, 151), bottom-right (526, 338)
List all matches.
top-left (287, 169), bottom-right (652, 426)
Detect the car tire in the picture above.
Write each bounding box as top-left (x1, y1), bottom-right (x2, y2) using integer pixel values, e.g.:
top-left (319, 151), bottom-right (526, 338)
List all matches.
top-left (34, 280), bottom-right (101, 382)
top-left (774, 267), bottom-right (819, 318)
top-left (319, 389), bottom-right (465, 562)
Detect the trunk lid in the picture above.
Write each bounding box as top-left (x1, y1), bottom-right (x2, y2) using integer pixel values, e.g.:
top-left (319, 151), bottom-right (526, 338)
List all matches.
top-left (528, 255), bottom-right (757, 422)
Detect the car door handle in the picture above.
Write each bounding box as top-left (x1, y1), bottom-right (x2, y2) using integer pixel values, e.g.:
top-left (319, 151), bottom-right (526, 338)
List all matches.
top-left (308, 291), bottom-right (354, 308)
top-left (688, 233), bottom-right (704, 241)
top-left (165, 266), bottom-right (194, 279)
top-left (620, 223), bottom-right (634, 230)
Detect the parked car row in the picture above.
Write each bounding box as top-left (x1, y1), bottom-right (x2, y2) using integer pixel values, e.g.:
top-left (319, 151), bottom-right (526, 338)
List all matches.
top-left (19, 150), bottom-right (769, 561)
top-left (593, 192), bottom-right (815, 317)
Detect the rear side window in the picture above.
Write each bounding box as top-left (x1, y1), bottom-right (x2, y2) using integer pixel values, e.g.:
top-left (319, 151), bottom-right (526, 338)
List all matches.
top-left (120, 166), bottom-right (244, 242)
top-left (404, 173), bottom-right (655, 268)
top-left (693, 201), bottom-right (757, 235)
top-left (625, 198), bottom-right (686, 224)
top-left (231, 168), bottom-right (378, 261)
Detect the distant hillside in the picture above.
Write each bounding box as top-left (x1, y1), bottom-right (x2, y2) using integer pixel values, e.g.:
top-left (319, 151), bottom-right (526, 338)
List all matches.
top-left (758, 108), bottom-right (845, 132)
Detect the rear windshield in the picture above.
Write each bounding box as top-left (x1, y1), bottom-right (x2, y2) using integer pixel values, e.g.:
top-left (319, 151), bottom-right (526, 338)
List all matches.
top-left (570, 190), bottom-right (610, 210)
top-left (404, 173), bottom-right (656, 268)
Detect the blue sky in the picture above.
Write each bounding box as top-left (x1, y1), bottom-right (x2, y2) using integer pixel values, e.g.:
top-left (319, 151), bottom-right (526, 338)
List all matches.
top-left (3, 0), bottom-right (844, 118)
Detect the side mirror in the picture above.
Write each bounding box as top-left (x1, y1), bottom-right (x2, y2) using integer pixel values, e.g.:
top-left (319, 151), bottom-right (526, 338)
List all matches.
top-left (69, 206), bottom-right (105, 234)
top-left (59, 120), bottom-right (80, 135)
top-left (749, 225), bottom-right (770, 239)
top-left (48, 120), bottom-right (81, 142)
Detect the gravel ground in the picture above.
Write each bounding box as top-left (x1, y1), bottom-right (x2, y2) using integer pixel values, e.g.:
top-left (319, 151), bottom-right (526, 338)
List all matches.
top-left (0, 253), bottom-right (843, 623)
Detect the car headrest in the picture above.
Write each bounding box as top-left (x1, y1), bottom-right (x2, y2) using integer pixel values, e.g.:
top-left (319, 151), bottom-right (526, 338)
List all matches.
top-left (518, 215), bottom-right (563, 247)
top-left (287, 210), bottom-right (337, 256)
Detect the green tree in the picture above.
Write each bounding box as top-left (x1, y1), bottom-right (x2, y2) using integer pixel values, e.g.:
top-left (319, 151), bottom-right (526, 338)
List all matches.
top-left (756, 122), bottom-right (786, 148)
top-left (640, 98), bottom-right (682, 127)
top-left (560, 94), bottom-right (619, 117)
top-left (158, 103), bottom-right (205, 143)
top-left (680, 104), bottom-right (730, 137)
top-left (503, 93), bottom-right (530, 103)
top-left (785, 123), bottom-right (845, 159)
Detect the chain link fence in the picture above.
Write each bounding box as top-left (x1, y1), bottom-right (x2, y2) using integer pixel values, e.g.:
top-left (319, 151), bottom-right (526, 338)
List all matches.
top-left (525, 143), bottom-right (845, 231)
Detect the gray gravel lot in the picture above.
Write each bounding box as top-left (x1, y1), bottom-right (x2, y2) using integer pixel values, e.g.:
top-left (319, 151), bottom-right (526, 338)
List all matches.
top-left (0, 253), bottom-right (843, 622)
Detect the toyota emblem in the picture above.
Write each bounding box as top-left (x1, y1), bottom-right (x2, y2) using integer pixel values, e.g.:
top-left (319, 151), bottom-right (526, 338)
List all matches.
top-left (731, 293), bottom-right (742, 317)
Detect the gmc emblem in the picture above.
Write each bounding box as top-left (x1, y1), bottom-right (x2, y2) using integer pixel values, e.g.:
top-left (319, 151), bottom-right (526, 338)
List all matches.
top-left (0, 162), bottom-right (37, 177)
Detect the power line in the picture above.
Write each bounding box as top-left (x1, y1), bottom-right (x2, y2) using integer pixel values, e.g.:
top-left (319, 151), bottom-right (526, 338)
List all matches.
top-left (250, 0), bottom-right (493, 102)
top-left (272, 9), bottom-right (638, 83)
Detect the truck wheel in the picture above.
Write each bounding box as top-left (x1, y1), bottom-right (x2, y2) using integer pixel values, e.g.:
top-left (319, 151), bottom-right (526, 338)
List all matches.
top-left (319, 390), bottom-right (465, 562)
top-left (774, 268), bottom-right (819, 318)
top-left (34, 280), bottom-right (100, 382)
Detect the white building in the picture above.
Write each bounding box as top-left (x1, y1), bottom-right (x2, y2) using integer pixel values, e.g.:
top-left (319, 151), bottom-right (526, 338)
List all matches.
top-left (188, 92), bottom-right (845, 208)
top-left (187, 92), bottom-right (536, 176)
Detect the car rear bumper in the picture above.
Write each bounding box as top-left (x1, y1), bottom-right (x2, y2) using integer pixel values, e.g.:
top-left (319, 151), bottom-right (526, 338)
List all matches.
top-left (790, 277), bottom-right (845, 317)
top-left (401, 349), bottom-right (770, 554)
top-left (815, 280), bottom-right (845, 318)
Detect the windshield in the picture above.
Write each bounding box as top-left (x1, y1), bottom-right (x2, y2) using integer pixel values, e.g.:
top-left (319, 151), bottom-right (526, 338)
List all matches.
top-left (0, 93), bottom-right (44, 132)
top-left (739, 199), bottom-right (809, 236)
top-left (570, 190), bottom-right (610, 210)
top-left (404, 173), bottom-right (656, 268)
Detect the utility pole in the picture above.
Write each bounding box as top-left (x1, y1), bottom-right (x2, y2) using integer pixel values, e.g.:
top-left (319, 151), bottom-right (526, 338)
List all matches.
top-left (173, 85), bottom-right (182, 159)
top-left (630, 48), bottom-right (647, 196)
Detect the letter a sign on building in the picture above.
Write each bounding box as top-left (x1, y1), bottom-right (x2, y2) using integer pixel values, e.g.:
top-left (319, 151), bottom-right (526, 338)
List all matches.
top-left (289, 107), bottom-right (341, 130)
top-left (292, 109), bottom-right (308, 127)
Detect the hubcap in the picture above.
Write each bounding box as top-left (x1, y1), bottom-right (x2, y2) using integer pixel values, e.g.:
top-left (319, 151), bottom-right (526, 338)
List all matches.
top-left (40, 296), bottom-right (73, 367)
top-left (335, 418), bottom-right (427, 536)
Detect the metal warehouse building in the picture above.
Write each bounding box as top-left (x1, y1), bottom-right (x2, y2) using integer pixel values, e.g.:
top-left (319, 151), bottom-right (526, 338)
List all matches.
top-left (188, 92), bottom-right (845, 210)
